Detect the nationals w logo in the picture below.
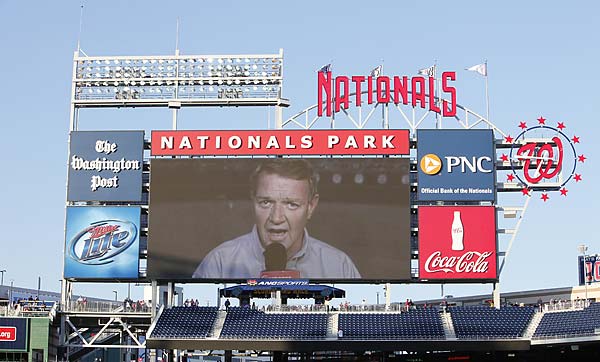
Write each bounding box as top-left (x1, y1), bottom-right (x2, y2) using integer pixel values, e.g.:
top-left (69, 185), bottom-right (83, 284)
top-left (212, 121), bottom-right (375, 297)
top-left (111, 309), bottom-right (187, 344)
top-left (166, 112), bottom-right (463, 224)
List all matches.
top-left (516, 136), bottom-right (563, 184)
top-left (500, 117), bottom-right (585, 202)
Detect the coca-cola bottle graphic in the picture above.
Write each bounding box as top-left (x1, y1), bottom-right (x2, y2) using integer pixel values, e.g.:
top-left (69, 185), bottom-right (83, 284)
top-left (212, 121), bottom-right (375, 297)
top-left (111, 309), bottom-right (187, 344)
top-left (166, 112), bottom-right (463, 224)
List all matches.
top-left (451, 211), bottom-right (464, 251)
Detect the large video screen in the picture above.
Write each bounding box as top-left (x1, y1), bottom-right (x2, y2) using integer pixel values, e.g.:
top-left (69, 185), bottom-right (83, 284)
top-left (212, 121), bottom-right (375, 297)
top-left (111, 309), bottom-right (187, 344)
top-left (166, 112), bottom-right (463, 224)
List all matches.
top-left (148, 158), bottom-right (411, 281)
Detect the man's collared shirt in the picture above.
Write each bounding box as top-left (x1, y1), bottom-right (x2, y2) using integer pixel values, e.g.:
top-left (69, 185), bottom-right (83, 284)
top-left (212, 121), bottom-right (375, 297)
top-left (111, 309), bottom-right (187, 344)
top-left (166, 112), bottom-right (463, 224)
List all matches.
top-left (192, 226), bottom-right (361, 279)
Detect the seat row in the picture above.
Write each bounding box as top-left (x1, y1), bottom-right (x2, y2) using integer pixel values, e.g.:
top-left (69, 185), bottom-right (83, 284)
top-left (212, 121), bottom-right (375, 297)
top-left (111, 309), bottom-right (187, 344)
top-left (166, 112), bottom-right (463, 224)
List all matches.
top-left (149, 303), bottom-right (598, 341)
top-left (534, 302), bottom-right (600, 338)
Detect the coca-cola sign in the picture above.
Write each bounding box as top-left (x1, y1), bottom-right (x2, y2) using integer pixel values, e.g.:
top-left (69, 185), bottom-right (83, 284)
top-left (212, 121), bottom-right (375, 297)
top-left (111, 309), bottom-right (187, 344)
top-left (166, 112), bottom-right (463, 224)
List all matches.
top-left (419, 206), bottom-right (497, 280)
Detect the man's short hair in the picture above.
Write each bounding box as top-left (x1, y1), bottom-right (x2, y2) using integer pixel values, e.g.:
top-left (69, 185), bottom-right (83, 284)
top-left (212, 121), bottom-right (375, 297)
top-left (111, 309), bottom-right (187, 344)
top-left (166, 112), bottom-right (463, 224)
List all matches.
top-left (250, 159), bottom-right (318, 198)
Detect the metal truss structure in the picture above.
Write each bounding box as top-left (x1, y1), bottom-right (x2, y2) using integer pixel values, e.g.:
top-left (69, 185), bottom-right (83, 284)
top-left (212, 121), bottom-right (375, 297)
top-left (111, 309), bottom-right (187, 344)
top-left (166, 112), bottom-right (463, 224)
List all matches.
top-left (62, 50), bottom-right (290, 358)
top-left (69, 49), bottom-right (289, 131)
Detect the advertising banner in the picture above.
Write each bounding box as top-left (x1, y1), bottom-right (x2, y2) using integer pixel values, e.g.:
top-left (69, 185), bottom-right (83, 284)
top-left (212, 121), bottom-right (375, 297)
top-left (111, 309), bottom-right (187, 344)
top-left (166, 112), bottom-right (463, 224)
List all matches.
top-left (0, 318), bottom-right (27, 351)
top-left (419, 206), bottom-right (497, 280)
top-left (417, 129), bottom-right (496, 201)
top-left (578, 255), bottom-right (600, 286)
top-left (147, 158), bottom-right (411, 281)
top-left (68, 131), bottom-right (144, 202)
top-left (64, 206), bottom-right (140, 279)
top-left (151, 129), bottom-right (410, 156)
top-left (246, 279), bottom-right (310, 287)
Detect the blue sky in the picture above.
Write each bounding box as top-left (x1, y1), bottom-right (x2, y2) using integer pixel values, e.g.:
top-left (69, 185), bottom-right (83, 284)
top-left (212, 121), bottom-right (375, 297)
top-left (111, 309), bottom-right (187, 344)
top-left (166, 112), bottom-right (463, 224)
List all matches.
top-left (0, 1), bottom-right (597, 305)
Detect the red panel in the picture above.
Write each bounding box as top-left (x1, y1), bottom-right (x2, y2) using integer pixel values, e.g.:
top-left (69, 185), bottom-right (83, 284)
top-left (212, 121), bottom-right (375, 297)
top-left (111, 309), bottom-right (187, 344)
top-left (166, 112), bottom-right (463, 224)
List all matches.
top-left (151, 129), bottom-right (410, 156)
top-left (0, 327), bottom-right (16, 342)
top-left (419, 206), bottom-right (497, 280)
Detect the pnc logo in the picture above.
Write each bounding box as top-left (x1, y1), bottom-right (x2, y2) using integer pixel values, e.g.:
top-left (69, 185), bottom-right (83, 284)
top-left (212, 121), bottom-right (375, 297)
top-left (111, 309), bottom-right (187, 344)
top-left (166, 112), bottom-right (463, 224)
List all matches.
top-left (420, 154), bottom-right (493, 175)
top-left (420, 154), bottom-right (442, 175)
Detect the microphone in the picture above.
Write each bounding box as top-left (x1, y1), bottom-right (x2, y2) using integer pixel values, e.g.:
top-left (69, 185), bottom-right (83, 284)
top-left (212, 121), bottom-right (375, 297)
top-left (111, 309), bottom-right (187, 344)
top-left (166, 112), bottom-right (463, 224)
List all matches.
top-left (263, 243), bottom-right (287, 271)
top-left (260, 243), bottom-right (300, 279)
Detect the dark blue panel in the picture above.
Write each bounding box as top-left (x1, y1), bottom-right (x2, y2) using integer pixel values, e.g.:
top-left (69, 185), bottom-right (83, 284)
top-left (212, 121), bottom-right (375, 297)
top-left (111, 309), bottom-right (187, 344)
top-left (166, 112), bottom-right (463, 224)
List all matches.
top-left (417, 129), bottom-right (496, 202)
top-left (0, 318), bottom-right (28, 351)
top-left (68, 131), bottom-right (144, 202)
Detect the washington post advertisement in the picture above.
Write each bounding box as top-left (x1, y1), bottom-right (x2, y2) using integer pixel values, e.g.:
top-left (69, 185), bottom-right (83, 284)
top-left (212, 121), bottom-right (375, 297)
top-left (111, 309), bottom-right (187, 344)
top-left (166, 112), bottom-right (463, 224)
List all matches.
top-left (417, 129), bottom-right (496, 202)
top-left (64, 206), bottom-right (140, 279)
top-left (67, 130), bottom-right (144, 202)
top-left (147, 158), bottom-right (411, 282)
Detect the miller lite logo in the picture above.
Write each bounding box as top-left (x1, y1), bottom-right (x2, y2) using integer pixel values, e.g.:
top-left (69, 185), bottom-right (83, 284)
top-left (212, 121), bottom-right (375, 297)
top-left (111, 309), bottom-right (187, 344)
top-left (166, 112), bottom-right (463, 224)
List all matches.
top-left (68, 220), bottom-right (137, 265)
top-left (419, 206), bottom-right (497, 280)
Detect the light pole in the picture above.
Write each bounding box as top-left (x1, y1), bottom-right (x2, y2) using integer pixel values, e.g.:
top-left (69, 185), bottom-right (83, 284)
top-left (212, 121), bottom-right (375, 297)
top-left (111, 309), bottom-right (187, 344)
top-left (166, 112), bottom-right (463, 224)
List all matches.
top-left (113, 290), bottom-right (118, 302)
top-left (376, 292), bottom-right (380, 305)
top-left (9, 280), bottom-right (14, 305)
top-left (0, 270), bottom-right (5, 286)
top-left (578, 244), bottom-right (589, 304)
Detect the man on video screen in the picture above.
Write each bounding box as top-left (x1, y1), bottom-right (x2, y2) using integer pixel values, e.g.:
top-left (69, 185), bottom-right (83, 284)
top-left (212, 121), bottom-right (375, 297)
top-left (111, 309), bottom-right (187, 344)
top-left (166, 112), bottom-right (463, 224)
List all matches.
top-left (193, 159), bottom-right (361, 279)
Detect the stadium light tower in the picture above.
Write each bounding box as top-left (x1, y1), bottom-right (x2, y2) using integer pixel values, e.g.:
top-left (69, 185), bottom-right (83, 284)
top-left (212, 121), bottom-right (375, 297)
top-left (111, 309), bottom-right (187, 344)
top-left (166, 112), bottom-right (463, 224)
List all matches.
top-left (578, 244), bottom-right (588, 303)
top-left (69, 50), bottom-right (289, 131)
top-left (0, 269), bottom-right (5, 286)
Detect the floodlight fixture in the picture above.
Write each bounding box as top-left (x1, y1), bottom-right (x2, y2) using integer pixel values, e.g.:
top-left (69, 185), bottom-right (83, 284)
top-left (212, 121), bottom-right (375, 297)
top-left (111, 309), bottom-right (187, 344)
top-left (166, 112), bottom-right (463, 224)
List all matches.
top-left (71, 49), bottom-right (288, 109)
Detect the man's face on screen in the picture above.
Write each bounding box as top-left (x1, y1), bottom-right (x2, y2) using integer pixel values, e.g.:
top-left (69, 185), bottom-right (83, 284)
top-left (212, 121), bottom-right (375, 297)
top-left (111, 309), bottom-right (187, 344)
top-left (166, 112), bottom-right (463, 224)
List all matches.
top-left (253, 172), bottom-right (318, 258)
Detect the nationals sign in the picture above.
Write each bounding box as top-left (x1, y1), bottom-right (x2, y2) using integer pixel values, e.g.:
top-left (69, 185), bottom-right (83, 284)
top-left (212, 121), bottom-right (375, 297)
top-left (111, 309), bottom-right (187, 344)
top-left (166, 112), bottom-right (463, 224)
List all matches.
top-left (151, 129), bottom-right (410, 156)
top-left (419, 206), bottom-right (497, 280)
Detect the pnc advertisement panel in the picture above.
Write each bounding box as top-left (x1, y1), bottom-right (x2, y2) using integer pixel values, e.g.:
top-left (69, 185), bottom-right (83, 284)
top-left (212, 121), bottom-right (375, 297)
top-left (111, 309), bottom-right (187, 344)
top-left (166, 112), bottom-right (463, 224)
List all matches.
top-left (0, 318), bottom-right (27, 351)
top-left (578, 255), bottom-right (600, 286)
top-left (419, 206), bottom-right (497, 280)
top-left (417, 129), bottom-right (496, 201)
top-left (68, 131), bottom-right (144, 202)
top-left (147, 158), bottom-right (411, 281)
top-left (64, 206), bottom-right (140, 279)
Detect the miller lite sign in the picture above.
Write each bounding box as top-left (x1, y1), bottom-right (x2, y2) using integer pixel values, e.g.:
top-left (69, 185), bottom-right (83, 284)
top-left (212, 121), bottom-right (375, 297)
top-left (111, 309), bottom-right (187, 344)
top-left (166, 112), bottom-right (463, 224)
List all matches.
top-left (64, 206), bottom-right (140, 279)
top-left (419, 206), bottom-right (497, 280)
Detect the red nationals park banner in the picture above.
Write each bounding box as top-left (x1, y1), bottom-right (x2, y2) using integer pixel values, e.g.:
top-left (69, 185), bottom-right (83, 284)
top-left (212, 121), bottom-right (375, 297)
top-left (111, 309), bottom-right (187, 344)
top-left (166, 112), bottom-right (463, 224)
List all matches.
top-left (419, 206), bottom-right (497, 280)
top-left (151, 129), bottom-right (410, 156)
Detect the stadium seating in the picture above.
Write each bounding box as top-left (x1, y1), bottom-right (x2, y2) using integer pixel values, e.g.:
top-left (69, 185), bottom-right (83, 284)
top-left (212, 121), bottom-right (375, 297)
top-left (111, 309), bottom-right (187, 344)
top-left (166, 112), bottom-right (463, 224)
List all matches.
top-left (338, 309), bottom-right (445, 340)
top-left (220, 307), bottom-right (328, 339)
top-left (148, 303), bottom-right (600, 342)
top-left (150, 306), bottom-right (218, 339)
top-left (450, 306), bottom-right (535, 339)
top-left (534, 302), bottom-right (600, 338)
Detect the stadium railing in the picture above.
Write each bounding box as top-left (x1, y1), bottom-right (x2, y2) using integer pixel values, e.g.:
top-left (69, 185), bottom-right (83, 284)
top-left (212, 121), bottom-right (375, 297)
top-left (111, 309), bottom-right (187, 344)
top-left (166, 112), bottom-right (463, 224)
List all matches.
top-left (64, 299), bottom-right (127, 313)
top-left (1, 300), bottom-right (59, 320)
top-left (264, 303), bottom-right (408, 313)
top-left (542, 299), bottom-right (589, 312)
